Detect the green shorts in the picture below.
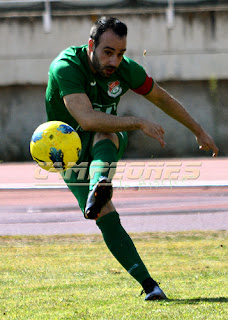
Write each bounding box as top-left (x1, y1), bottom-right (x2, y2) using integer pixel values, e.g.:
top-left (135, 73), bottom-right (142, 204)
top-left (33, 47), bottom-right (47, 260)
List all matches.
top-left (61, 131), bottom-right (128, 214)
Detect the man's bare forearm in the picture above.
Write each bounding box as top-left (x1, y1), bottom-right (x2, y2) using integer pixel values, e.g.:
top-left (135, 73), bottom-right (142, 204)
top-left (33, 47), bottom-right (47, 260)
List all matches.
top-left (64, 93), bottom-right (166, 146)
top-left (74, 108), bottom-right (143, 133)
top-left (87, 111), bottom-right (144, 132)
top-left (145, 82), bottom-right (219, 156)
top-left (145, 84), bottom-right (204, 135)
top-left (64, 93), bottom-right (144, 133)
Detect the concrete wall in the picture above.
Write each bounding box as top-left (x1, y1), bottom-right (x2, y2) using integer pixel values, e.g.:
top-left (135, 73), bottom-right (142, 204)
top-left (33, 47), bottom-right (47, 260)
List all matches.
top-left (0, 8), bottom-right (227, 161)
top-left (1, 11), bottom-right (228, 84)
top-left (1, 79), bottom-right (227, 161)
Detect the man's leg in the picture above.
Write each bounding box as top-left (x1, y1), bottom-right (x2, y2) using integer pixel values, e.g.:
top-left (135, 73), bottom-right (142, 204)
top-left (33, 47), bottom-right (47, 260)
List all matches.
top-left (85, 132), bottom-right (167, 300)
top-left (96, 207), bottom-right (167, 300)
top-left (84, 132), bottom-right (119, 219)
top-left (89, 132), bottom-right (119, 190)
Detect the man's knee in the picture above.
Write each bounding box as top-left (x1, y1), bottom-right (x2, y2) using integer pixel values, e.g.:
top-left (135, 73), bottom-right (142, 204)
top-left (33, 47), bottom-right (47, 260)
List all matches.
top-left (97, 201), bottom-right (116, 219)
top-left (83, 201), bottom-right (115, 220)
top-left (93, 132), bottom-right (119, 150)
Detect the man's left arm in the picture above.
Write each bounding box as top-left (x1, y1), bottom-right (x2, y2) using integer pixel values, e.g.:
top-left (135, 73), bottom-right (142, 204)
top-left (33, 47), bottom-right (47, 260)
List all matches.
top-left (144, 81), bottom-right (219, 157)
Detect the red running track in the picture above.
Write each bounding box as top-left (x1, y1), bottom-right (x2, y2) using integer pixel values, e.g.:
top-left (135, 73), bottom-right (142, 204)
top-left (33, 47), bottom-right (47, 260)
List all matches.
top-left (0, 158), bottom-right (228, 235)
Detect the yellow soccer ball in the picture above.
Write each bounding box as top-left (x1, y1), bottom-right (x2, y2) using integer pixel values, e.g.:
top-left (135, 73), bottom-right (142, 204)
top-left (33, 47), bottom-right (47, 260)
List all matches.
top-left (30, 121), bottom-right (81, 172)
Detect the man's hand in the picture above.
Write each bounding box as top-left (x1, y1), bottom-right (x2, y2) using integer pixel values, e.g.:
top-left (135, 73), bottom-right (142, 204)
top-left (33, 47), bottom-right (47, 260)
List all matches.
top-left (195, 131), bottom-right (219, 157)
top-left (145, 82), bottom-right (219, 157)
top-left (140, 120), bottom-right (166, 148)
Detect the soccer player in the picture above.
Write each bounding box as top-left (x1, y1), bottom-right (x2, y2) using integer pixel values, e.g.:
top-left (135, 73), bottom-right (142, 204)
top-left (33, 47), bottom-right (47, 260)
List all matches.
top-left (45, 16), bottom-right (218, 300)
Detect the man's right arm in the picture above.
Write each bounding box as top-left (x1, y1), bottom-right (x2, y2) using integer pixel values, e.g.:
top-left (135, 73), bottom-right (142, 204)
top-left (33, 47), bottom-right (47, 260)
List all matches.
top-left (63, 93), bottom-right (166, 147)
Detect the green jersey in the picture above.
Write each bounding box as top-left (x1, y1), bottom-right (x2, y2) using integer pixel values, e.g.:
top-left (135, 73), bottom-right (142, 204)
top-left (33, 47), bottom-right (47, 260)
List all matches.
top-left (45, 45), bottom-right (154, 131)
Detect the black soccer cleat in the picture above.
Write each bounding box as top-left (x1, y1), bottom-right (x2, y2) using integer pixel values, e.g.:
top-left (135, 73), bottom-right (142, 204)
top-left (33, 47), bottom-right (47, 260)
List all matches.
top-left (141, 278), bottom-right (168, 301)
top-left (84, 176), bottom-right (113, 220)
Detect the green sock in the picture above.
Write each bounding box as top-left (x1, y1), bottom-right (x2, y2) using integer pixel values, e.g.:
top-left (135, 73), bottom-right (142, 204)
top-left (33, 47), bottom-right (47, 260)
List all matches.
top-left (89, 139), bottom-right (118, 191)
top-left (96, 211), bottom-right (151, 285)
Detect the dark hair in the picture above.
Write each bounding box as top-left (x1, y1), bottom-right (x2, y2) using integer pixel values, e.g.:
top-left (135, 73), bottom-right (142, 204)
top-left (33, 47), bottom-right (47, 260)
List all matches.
top-left (90, 16), bottom-right (127, 47)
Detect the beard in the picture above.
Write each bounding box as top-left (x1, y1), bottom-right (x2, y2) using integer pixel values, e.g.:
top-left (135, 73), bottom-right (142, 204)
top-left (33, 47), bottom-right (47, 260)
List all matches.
top-left (91, 50), bottom-right (116, 78)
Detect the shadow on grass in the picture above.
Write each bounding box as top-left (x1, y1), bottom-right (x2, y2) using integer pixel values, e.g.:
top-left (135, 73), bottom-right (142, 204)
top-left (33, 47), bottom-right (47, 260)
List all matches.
top-left (168, 297), bottom-right (228, 304)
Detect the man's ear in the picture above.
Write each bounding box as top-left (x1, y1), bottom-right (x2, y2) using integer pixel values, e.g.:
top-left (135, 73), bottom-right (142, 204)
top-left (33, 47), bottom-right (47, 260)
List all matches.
top-left (88, 38), bottom-right (95, 52)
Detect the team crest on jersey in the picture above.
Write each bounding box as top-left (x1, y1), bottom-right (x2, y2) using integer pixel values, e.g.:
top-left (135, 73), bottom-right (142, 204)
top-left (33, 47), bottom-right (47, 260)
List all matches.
top-left (107, 81), bottom-right (122, 98)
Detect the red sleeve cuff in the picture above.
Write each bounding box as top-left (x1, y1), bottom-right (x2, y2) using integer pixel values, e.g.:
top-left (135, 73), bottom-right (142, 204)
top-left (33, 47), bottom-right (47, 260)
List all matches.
top-left (132, 75), bottom-right (154, 95)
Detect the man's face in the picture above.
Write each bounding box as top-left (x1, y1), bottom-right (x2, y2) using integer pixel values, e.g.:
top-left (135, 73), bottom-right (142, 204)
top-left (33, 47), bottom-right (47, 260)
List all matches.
top-left (90, 29), bottom-right (127, 78)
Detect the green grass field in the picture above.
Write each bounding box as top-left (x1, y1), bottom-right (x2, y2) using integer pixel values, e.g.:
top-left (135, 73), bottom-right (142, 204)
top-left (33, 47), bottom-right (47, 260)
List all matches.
top-left (0, 231), bottom-right (227, 319)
